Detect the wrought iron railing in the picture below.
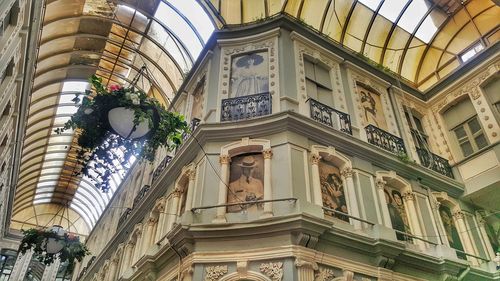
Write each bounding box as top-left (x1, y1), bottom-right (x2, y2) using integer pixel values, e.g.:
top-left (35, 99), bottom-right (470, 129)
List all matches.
top-left (365, 125), bottom-right (406, 155)
top-left (117, 208), bottom-right (132, 230)
top-left (152, 155), bottom-right (172, 183)
top-left (182, 118), bottom-right (201, 142)
top-left (416, 148), bottom-right (454, 178)
top-left (307, 98), bottom-right (352, 135)
top-left (221, 92), bottom-right (271, 121)
top-left (132, 185), bottom-right (150, 209)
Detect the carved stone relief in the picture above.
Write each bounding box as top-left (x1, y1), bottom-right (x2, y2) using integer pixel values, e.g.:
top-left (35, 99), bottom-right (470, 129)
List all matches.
top-left (205, 265), bottom-right (228, 281)
top-left (260, 262), bottom-right (283, 281)
top-left (314, 267), bottom-right (335, 281)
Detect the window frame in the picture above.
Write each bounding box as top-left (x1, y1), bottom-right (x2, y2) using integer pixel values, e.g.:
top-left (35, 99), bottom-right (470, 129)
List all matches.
top-left (450, 115), bottom-right (488, 158)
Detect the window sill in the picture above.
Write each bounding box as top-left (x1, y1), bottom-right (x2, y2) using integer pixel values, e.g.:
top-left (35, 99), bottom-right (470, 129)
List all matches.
top-left (453, 141), bottom-right (500, 166)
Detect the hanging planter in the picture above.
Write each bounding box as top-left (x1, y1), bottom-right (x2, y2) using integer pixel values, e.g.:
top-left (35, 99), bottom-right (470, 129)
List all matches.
top-left (18, 226), bottom-right (90, 271)
top-left (56, 75), bottom-right (189, 192)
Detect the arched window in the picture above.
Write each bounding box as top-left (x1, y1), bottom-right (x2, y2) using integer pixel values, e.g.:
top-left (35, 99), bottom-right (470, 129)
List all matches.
top-left (214, 138), bottom-right (273, 223)
top-left (310, 146), bottom-right (360, 228)
top-left (376, 171), bottom-right (424, 245)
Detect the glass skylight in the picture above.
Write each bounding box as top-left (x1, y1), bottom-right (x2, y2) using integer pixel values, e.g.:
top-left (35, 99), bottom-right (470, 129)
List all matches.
top-left (359, 0), bottom-right (444, 43)
top-left (460, 42), bottom-right (484, 63)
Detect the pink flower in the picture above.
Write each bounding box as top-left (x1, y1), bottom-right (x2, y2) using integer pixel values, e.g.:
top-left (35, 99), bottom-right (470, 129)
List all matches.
top-left (109, 84), bottom-right (122, 92)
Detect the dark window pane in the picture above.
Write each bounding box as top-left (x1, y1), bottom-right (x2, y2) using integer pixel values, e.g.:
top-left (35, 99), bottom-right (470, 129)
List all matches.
top-left (454, 126), bottom-right (467, 140)
top-left (475, 134), bottom-right (488, 149)
top-left (460, 141), bottom-right (474, 157)
top-left (468, 117), bottom-right (481, 134)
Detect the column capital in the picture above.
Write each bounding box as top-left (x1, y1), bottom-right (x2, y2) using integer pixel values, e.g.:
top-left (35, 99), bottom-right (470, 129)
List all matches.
top-left (294, 258), bottom-right (318, 270)
top-left (452, 210), bottom-right (465, 220)
top-left (172, 188), bottom-right (183, 197)
top-left (187, 169), bottom-right (197, 181)
top-left (219, 154), bottom-right (231, 164)
top-left (310, 154), bottom-right (321, 165)
top-left (147, 217), bottom-right (158, 225)
top-left (341, 166), bottom-right (353, 178)
top-left (431, 200), bottom-right (441, 210)
top-left (375, 178), bottom-right (386, 189)
top-left (262, 148), bottom-right (273, 159)
top-left (402, 191), bottom-right (415, 202)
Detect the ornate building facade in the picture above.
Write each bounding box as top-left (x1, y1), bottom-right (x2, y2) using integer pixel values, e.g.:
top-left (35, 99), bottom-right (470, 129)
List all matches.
top-left (0, 1), bottom-right (499, 281)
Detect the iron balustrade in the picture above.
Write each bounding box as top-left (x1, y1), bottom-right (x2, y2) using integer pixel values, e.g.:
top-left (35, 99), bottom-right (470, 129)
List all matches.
top-left (416, 148), bottom-right (454, 178)
top-left (132, 185), bottom-right (150, 209)
top-left (365, 125), bottom-right (406, 155)
top-left (182, 118), bottom-right (201, 142)
top-left (221, 92), bottom-right (271, 121)
top-left (117, 208), bottom-right (132, 230)
top-left (307, 98), bottom-right (352, 135)
top-left (152, 155), bottom-right (172, 183)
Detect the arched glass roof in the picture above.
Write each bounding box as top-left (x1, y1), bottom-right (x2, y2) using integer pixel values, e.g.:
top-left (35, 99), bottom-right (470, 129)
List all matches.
top-left (12, 0), bottom-right (498, 235)
top-left (199, 0), bottom-right (499, 91)
top-left (12, 0), bottom-right (215, 235)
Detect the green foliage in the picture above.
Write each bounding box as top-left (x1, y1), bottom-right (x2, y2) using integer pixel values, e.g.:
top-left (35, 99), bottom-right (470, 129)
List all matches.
top-left (56, 75), bottom-right (189, 192)
top-left (18, 228), bottom-right (90, 271)
top-left (397, 152), bottom-right (412, 164)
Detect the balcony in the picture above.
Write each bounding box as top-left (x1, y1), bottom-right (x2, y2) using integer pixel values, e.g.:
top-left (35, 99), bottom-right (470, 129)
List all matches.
top-left (307, 98), bottom-right (352, 135)
top-left (132, 185), bottom-right (151, 209)
top-left (152, 155), bottom-right (172, 184)
top-left (116, 208), bottom-right (132, 231)
top-left (365, 125), bottom-right (406, 155)
top-left (416, 148), bottom-right (454, 178)
top-left (182, 118), bottom-right (201, 142)
top-left (221, 92), bottom-right (271, 122)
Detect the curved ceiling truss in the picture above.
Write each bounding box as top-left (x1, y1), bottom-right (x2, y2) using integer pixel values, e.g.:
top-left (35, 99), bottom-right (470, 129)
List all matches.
top-left (12, 0), bottom-right (214, 234)
top-left (200, 0), bottom-right (499, 91)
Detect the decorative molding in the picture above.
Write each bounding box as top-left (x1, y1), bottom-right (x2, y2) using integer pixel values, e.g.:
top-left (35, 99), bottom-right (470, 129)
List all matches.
top-left (452, 211), bottom-right (465, 221)
top-left (219, 155), bottom-right (231, 164)
top-left (263, 148), bottom-right (273, 159)
top-left (341, 167), bottom-right (353, 178)
top-left (294, 258), bottom-right (318, 270)
top-left (402, 192), bottom-right (415, 202)
top-left (205, 265), bottom-right (228, 281)
top-left (260, 262), bottom-right (283, 281)
top-left (310, 154), bottom-right (321, 165)
top-left (314, 267), bottom-right (335, 281)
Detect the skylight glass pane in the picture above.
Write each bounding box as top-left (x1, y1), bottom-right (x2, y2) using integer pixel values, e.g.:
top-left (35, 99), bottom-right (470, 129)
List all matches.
top-left (33, 198), bottom-right (52, 205)
top-left (36, 181), bottom-right (58, 188)
top-left (48, 135), bottom-right (73, 144)
top-left (460, 42), bottom-right (484, 62)
top-left (44, 152), bottom-right (67, 160)
top-left (61, 81), bottom-right (89, 92)
top-left (155, 2), bottom-right (203, 58)
top-left (56, 105), bottom-right (79, 115)
top-left (379, 0), bottom-right (409, 22)
top-left (398, 0), bottom-right (430, 34)
top-left (40, 168), bottom-right (62, 175)
top-left (165, 0), bottom-right (215, 42)
top-left (35, 187), bottom-right (56, 194)
top-left (359, 0), bottom-right (382, 10)
top-left (415, 9), bottom-right (446, 43)
top-left (70, 203), bottom-right (95, 227)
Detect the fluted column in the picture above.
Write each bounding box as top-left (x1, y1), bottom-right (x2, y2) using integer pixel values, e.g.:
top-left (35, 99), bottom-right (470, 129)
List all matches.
top-left (166, 189), bottom-right (182, 232)
top-left (376, 178), bottom-right (391, 228)
top-left (310, 154), bottom-right (322, 206)
top-left (453, 211), bottom-right (478, 265)
top-left (184, 169), bottom-right (196, 212)
top-left (141, 217), bottom-right (157, 255)
top-left (476, 213), bottom-right (496, 259)
top-left (107, 257), bottom-right (119, 281)
top-left (431, 200), bottom-right (449, 246)
top-left (294, 258), bottom-right (318, 280)
top-left (213, 155), bottom-right (231, 223)
top-left (261, 148), bottom-right (273, 218)
top-left (154, 199), bottom-right (166, 243)
top-left (120, 243), bottom-right (133, 274)
top-left (341, 167), bottom-right (361, 229)
top-left (402, 191), bottom-right (425, 247)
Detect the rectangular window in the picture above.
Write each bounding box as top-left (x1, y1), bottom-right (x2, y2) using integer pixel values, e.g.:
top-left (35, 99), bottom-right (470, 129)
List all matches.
top-left (443, 97), bottom-right (488, 158)
top-left (452, 116), bottom-right (487, 157)
top-left (404, 111), bottom-right (428, 148)
top-left (304, 59), bottom-right (333, 107)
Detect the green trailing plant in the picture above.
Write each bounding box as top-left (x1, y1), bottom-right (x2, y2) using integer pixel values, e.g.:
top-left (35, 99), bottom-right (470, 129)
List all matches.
top-left (397, 152), bottom-right (413, 164)
top-left (56, 75), bottom-right (189, 192)
top-left (18, 228), bottom-right (90, 271)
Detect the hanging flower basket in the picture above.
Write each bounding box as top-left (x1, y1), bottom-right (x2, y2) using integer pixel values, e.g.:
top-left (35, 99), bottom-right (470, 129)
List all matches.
top-left (18, 226), bottom-right (90, 271)
top-left (56, 75), bottom-right (189, 192)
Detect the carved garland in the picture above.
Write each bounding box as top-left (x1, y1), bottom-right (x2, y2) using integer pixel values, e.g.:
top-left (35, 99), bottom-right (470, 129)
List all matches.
top-left (205, 265), bottom-right (228, 281)
top-left (314, 268), bottom-right (335, 281)
top-left (260, 262), bottom-right (284, 281)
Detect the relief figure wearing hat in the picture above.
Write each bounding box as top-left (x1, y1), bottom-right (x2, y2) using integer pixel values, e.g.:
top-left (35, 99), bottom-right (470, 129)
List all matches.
top-left (228, 154), bottom-right (264, 213)
top-left (230, 52), bottom-right (269, 97)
